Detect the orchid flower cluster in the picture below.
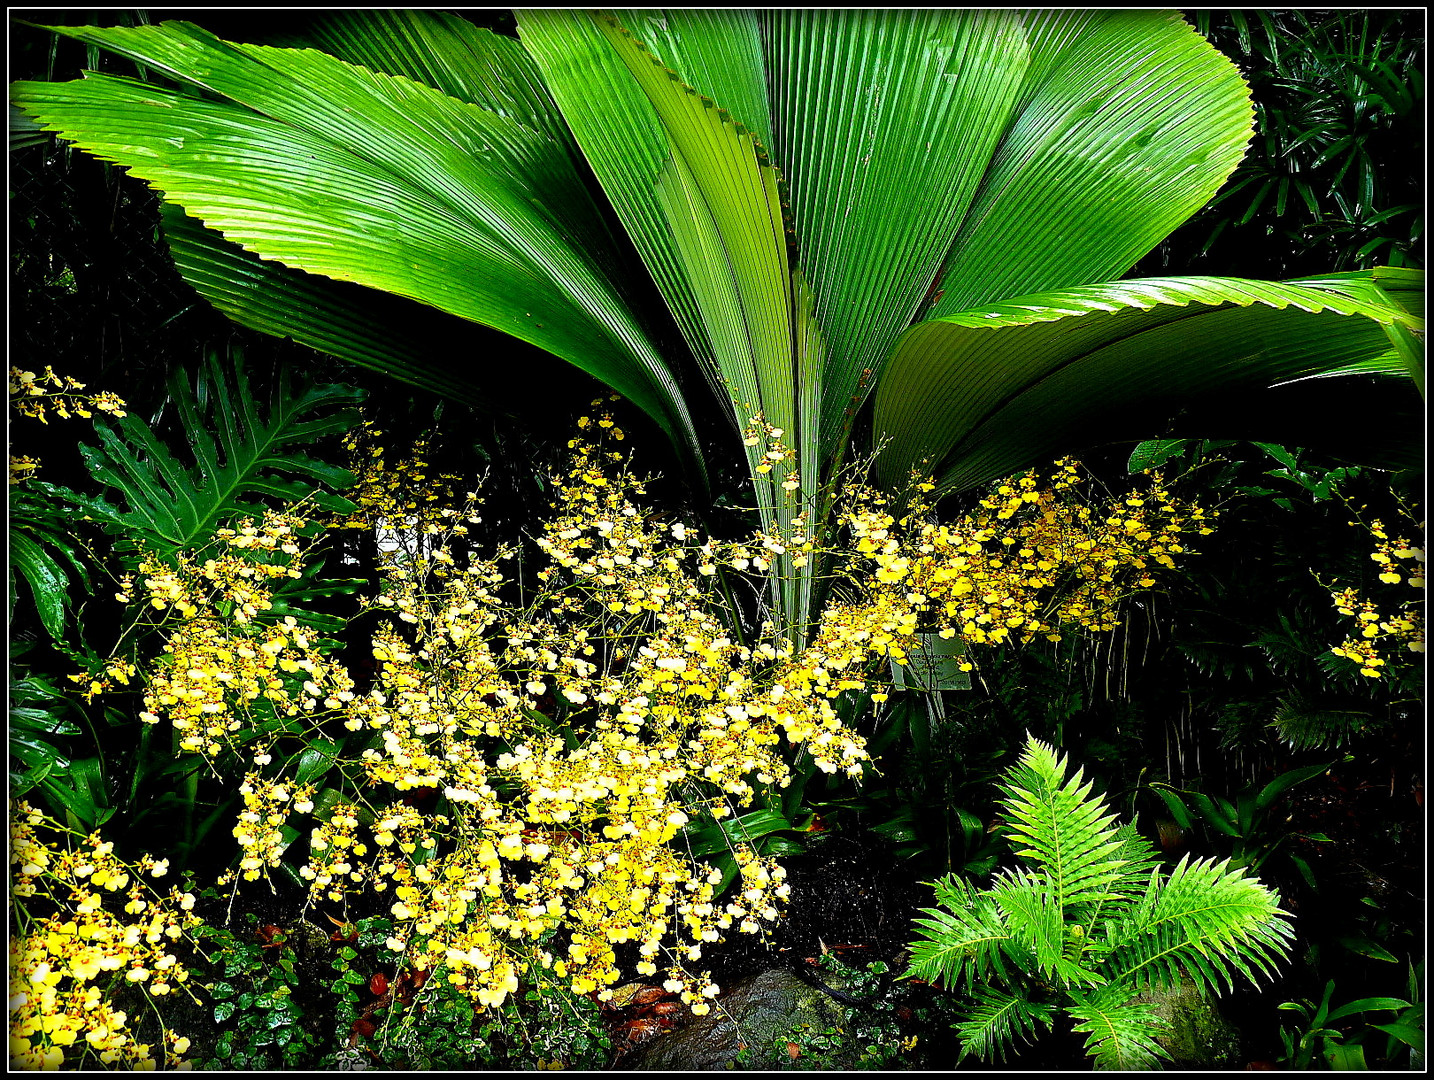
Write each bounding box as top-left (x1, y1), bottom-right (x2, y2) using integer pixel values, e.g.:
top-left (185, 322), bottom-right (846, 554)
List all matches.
top-left (9, 804), bottom-right (202, 1071)
top-left (1327, 505), bottom-right (1425, 677)
top-left (9, 364), bottom-right (126, 484)
top-left (57, 401), bottom-right (1212, 1042)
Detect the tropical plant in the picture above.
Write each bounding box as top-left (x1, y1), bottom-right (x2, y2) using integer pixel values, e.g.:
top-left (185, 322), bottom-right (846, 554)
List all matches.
top-left (1148, 761), bottom-right (1333, 886)
top-left (7, 348), bottom-right (368, 861)
top-left (1278, 964), bottom-right (1424, 1070)
top-left (904, 734), bottom-right (1294, 1069)
top-left (71, 348), bottom-right (362, 559)
top-left (1143, 10), bottom-right (1425, 278)
top-left (10, 10), bottom-right (1423, 644)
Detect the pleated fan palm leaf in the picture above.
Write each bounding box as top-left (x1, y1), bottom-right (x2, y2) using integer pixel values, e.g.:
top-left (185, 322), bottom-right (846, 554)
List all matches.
top-left (12, 10), bottom-right (1422, 638)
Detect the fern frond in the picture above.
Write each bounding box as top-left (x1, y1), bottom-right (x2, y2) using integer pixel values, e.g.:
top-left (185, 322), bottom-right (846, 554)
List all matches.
top-left (998, 737), bottom-right (1132, 913)
top-left (905, 874), bottom-right (1017, 991)
top-left (1065, 985), bottom-right (1171, 1070)
top-left (1101, 854), bottom-right (1294, 996)
top-left (954, 983), bottom-right (1056, 1064)
top-left (1270, 690), bottom-right (1373, 749)
top-left (990, 868), bottom-right (1064, 978)
top-left (1108, 823), bottom-right (1164, 898)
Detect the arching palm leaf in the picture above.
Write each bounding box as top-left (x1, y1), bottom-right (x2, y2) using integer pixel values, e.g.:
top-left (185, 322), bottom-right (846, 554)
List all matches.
top-left (875, 270), bottom-right (1423, 493)
top-left (12, 10), bottom-right (1421, 637)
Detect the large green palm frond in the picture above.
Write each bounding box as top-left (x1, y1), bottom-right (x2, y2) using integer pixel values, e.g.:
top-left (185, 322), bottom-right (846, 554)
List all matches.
top-left (12, 10), bottom-right (1421, 610)
top-left (876, 270), bottom-right (1423, 493)
top-left (10, 17), bottom-right (705, 476)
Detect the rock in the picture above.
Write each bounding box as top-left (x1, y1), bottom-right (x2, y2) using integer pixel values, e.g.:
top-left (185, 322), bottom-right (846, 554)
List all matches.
top-left (1130, 975), bottom-right (1243, 1068)
top-left (623, 968), bottom-right (851, 1070)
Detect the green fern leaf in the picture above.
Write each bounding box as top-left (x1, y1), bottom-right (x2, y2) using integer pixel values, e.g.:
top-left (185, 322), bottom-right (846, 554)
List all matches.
top-left (905, 874), bottom-right (1016, 991)
top-left (990, 868), bottom-right (1065, 978)
top-left (1101, 854), bottom-right (1294, 996)
top-left (1066, 984), bottom-right (1171, 1070)
top-left (955, 984), bottom-right (1056, 1064)
top-left (997, 736), bottom-right (1130, 914)
top-left (1270, 690), bottom-right (1373, 749)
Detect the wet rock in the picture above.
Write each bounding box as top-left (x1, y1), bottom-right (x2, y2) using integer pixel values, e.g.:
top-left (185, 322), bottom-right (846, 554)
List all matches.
top-left (622, 968), bottom-right (851, 1070)
top-left (1131, 975), bottom-right (1242, 1068)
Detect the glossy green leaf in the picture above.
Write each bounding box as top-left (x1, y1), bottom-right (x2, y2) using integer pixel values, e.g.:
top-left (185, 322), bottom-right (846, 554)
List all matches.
top-left (1327, 996), bottom-right (1410, 1021)
top-left (762, 10), bottom-right (1029, 450)
top-left (1127, 440), bottom-right (1191, 472)
top-left (1371, 1021), bottom-right (1425, 1052)
top-left (268, 10), bottom-right (574, 145)
top-left (11, 19), bottom-right (702, 469)
top-left (517, 9), bottom-right (771, 411)
top-left (1255, 761), bottom-right (1331, 810)
top-left (875, 273), bottom-right (1423, 492)
top-left (680, 809), bottom-right (794, 857)
top-left (160, 204), bottom-right (493, 408)
top-left (926, 11), bottom-right (1254, 319)
top-left (75, 349), bottom-right (362, 555)
top-left (8, 532), bottom-right (72, 640)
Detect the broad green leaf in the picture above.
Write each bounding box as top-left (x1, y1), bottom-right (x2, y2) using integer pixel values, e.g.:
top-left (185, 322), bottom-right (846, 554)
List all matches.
top-left (267, 10), bottom-right (576, 146)
top-left (761, 10), bottom-right (1029, 451)
top-left (1127, 439), bottom-right (1191, 473)
top-left (11, 20), bottom-right (703, 470)
top-left (517, 9), bottom-right (772, 414)
top-left (1322, 1043), bottom-right (1368, 1070)
top-left (160, 204), bottom-right (497, 408)
top-left (75, 349), bottom-right (362, 555)
top-left (680, 809), bottom-right (794, 858)
top-left (1337, 937), bottom-right (1401, 963)
top-left (874, 273), bottom-right (1422, 493)
top-left (1327, 996), bottom-right (1411, 1022)
top-left (1371, 1021), bottom-right (1425, 1053)
top-left (1255, 761), bottom-right (1331, 810)
top-left (8, 531), bottom-right (74, 639)
top-left (1149, 785), bottom-right (1196, 830)
top-left (927, 11), bottom-right (1254, 319)
top-left (587, 12), bottom-right (820, 634)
